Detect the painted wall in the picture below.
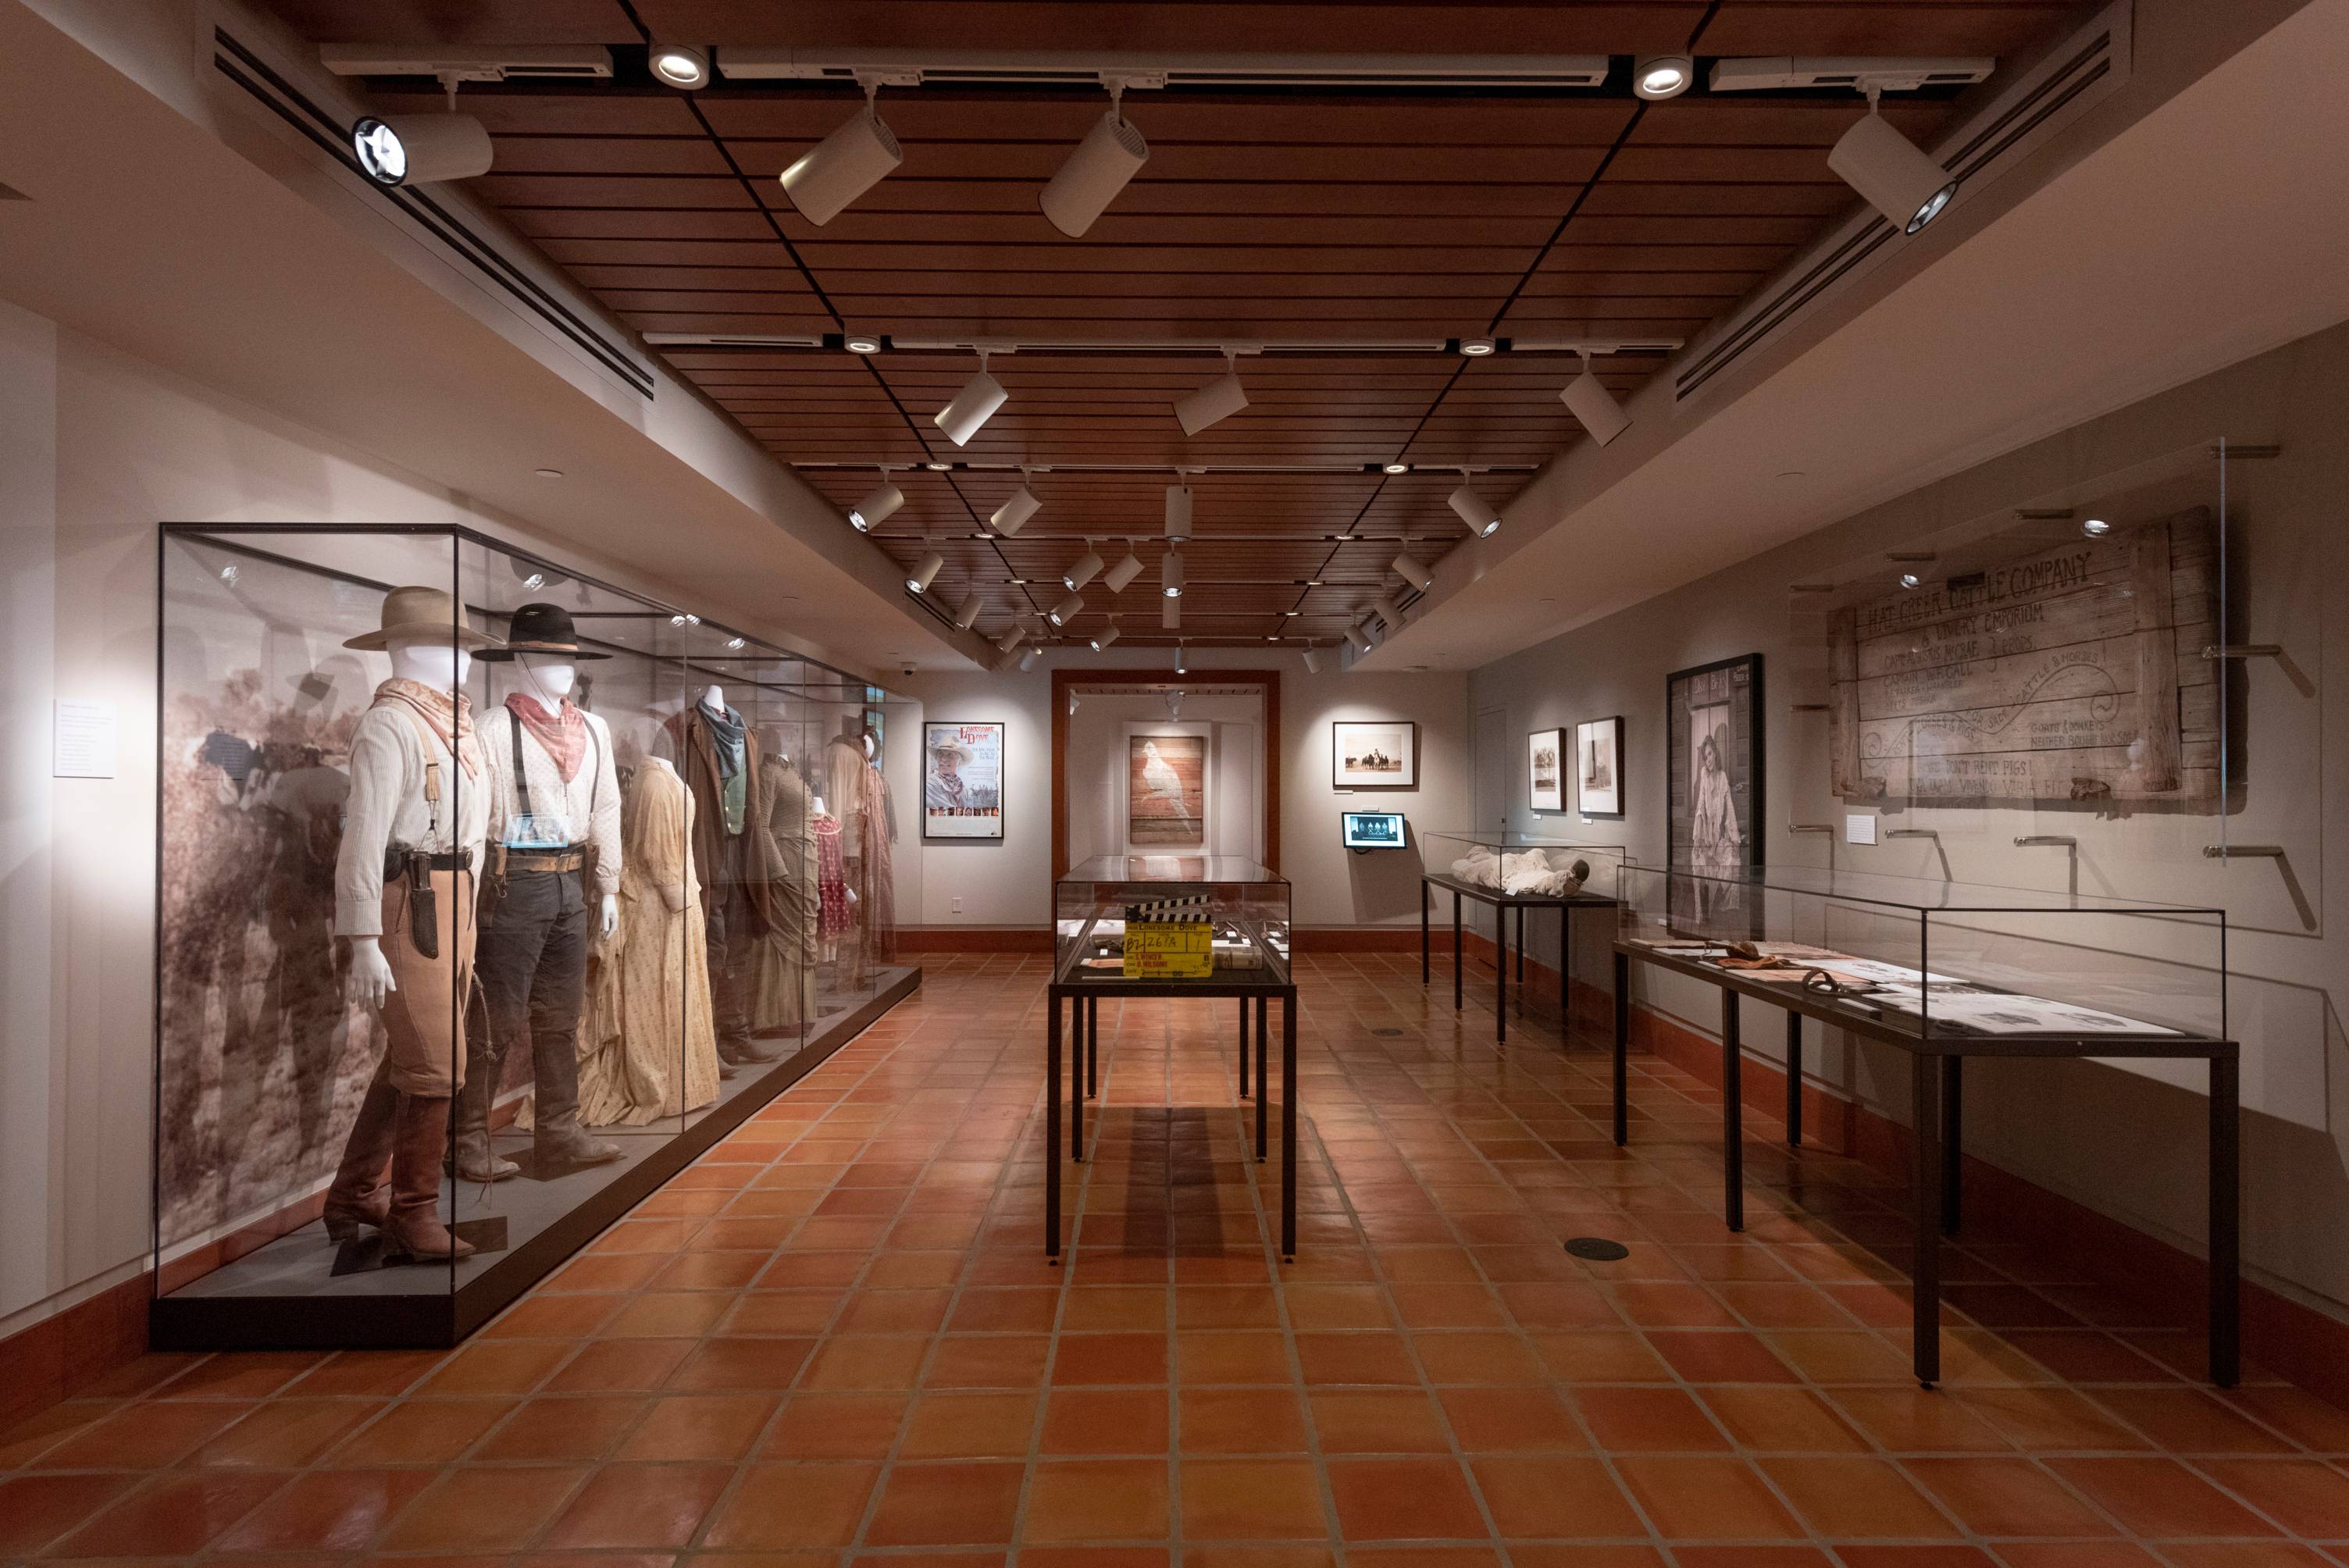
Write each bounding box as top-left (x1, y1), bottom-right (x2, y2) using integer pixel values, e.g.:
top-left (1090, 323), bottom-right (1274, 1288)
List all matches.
top-left (1468, 322), bottom-right (2349, 1326)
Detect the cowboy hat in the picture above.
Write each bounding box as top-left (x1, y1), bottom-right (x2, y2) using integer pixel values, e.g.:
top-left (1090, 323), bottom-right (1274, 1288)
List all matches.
top-left (928, 735), bottom-right (975, 764)
top-left (342, 585), bottom-right (504, 651)
top-left (475, 600), bottom-right (610, 661)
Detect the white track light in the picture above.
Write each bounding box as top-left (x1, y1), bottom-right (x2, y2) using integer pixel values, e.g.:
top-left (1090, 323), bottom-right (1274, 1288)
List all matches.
top-left (1160, 552), bottom-right (1185, 598)
top-left (1376, 594), bottom-right (1407, 631)
top-left (991, 483), bottom-right (1041, 536)
top-left (1049, 593), bottom-right (1084, 627)
top-left (996, 623), bottom-right (1027, 654)
top-left (352, 113), bottom-right (494, 187)
top-left (1164, 483), bottom-right (1194, 543)
top-left (1174, 642), bottom-right (1187, 674)
top-left (1391, 555), bottom-right (1432, 593)
top-left (1560, 365), bottom-right (1632, 447)
top-left (1040, 108), bottom-right (1150, 237)
top-left (1062, 548), bottom-right (1103, 592)
top-left (1174, 367), bottom-right (1249, 437)
top-left (779, 101), bottom-right (902, 226)
top-left (850, 476), bottom-right (904, 532)
top-left (1018, 645), bottom-right (1041, 672)
top-left (1089, 622), bottom-right (1121, 653)
top-left (934, 362), bottom-right (1008, 447)
top-left (906, 551), bottom-right (943, 595)
top-left (1303, 647), bottom-right (1323, 675)
top-left (1449, 485), bottom-right (1502, 538)
top-left (1103, 549), bottom-right (1143, 593)
top-left (1830, 100), bottom-right (1957, 234)
top-left (1345, 624), bottom-right (1371, 655)
top-left (649, 44), bottom-right (711, 89)
top-left (954, 592), bottom-right (983, 629)
top-left (1634, 55), bottom-right (1694, 99)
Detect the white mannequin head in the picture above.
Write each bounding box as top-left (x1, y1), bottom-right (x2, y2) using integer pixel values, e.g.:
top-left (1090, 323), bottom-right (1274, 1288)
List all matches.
top-left (701, 683), bottom-right (726, 712)
top-left (385, 636), bottom-right (472, 692)
top-left (515, 654), bottom-right (578, 703)
top-left (861, 730), bottom-right (875, 759)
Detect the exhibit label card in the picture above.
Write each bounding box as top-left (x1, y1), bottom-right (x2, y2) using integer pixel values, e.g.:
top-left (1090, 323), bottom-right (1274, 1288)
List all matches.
top-left (53, 698), bottom-right (118, 779)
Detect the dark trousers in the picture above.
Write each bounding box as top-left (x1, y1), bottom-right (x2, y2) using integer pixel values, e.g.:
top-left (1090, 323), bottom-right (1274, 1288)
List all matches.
top-left (468, 865), bottom-right (590, 1142)
top-left (704, 829), bottom-right (754, 1042)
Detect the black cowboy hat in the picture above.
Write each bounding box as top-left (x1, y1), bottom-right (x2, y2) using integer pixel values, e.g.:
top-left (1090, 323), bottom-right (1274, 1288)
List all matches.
top-left (476, 600), bottom-right (611, 661)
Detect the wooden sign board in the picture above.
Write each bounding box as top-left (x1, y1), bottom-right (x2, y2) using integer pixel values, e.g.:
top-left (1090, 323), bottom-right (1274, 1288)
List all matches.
top-left (1124, 921), bottom-right (1212, 979)
top-left (1828, 508), bottom-right (2218, 805)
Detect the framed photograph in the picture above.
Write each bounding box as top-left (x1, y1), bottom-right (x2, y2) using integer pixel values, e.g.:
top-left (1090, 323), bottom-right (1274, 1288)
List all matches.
top-left (1331, 720), bottom-right (1417, 789)
top-left (1128, 732), bottom-right (1207, 849)
top-left (1527, 729), bottom-right (1565, 811)
top-left (1574, 715), bottom-right (1624, 818)
top-left (1667, 654), bottom-right (1764, 923)
top-left (921, 721), bottom-right (1004, 839)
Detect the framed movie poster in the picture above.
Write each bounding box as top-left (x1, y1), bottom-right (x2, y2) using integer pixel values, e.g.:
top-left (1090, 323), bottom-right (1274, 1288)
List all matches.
top-left (1527, 729), bottom-right (1565, 811)
top-left (1128, 732), bottom-right (1207, 849)
top-left (922, 721), bottom-right (1005, 839)
top-left (1575, 715), bottom-right (1624, 818)
top-left (1332, 720), bottom-right (1417, 789)
top-left (1667, 655), bottom-right (1763, 921)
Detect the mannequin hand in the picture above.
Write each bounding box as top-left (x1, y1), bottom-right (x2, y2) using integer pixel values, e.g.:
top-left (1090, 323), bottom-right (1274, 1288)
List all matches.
top-left (348, 937), bottom-right (396, 1010)
top-left (601, 893), bottom-right (620, 938)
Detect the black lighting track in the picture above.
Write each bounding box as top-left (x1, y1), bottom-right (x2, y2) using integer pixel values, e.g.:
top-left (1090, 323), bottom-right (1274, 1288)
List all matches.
top-left (212, 28), bottom-right (656, 401)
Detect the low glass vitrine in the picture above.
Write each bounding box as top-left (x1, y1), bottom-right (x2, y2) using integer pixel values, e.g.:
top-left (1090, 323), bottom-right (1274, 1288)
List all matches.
top-left (1424, 831), bottom-right (1632, 900)
top-left (1420, 833), bottom-right (1631, 1044)
top-left (1053, 854), bottom-right (1292, 986)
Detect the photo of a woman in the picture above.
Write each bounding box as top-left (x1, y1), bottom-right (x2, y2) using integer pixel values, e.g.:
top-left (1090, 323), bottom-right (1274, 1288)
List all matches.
top-left (1667, 656), bottom-right (1763, 928)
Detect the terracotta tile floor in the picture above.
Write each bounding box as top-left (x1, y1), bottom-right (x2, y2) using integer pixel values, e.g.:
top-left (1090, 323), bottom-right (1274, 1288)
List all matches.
top-left (6, 952), bottom-right (2347, 1566)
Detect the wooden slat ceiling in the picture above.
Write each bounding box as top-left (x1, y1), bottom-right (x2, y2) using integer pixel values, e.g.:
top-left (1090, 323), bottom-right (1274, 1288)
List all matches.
top-left (258, 0), bottom-right (2081, 649)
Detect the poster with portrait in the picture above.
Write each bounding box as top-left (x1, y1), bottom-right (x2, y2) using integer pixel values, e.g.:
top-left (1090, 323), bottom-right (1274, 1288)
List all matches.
top-left (1128, 733), bottom-right (1207, 849)
top-left (1332, 720), bottom-right (1417, 789)
top-left (1527, 729), bottom-right (1564, 811)
top-left (921, 721), bottom-right (1004, 839)
top-left (1667, 655), bottom-right (1763, 925)
top-left (1575, 715), bottom-right (1624, 818)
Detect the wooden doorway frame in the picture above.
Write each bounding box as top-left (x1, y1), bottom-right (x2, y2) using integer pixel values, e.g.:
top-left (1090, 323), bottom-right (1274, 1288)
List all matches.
top-left (1050, 668), bottom-right (1281, 878)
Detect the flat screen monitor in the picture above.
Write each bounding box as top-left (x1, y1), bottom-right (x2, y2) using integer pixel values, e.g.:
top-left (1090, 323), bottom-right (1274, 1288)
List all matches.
top-left (1342, 811), bottom-right (1406, 850)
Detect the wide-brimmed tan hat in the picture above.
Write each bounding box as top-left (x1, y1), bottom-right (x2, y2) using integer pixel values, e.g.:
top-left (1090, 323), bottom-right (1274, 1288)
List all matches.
top-left (342, 584), bottom-right (504, 651)
top-left (929, 736), bottom-right (975, 765)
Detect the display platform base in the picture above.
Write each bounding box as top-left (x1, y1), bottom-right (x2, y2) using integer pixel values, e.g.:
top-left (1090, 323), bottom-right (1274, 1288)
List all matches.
top-left (151, 964), bottom-right (921, 1352)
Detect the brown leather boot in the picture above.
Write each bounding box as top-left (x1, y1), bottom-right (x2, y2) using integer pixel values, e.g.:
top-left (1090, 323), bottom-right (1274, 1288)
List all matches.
top-left (322, 1061), bottom-right (398, 1242)
top-left (385, 1094), bottom-right (476, 1261)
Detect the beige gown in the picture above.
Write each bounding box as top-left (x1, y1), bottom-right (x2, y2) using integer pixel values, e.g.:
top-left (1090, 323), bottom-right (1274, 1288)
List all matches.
top-left (577, 761), bottom-right (722, 1125)
top-left (750, 755), bottom-right (819, 1032)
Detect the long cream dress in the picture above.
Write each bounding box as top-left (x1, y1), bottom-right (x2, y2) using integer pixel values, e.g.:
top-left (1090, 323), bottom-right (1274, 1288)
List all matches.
top-left (578, 761), bottom-right (722, 1125)
top-left (750, 755), bottom-right (819, 1032)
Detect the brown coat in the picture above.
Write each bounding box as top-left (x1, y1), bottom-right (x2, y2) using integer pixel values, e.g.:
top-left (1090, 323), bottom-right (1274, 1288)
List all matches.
top-left (661, 707), bottom-right (775, 935)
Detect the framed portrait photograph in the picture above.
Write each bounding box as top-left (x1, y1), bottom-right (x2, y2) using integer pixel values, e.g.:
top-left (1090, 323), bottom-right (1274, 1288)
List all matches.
top-left (1331, 720), bottom-right (1417, 789)
top-left (1527, 729), bottom-right (1565, 811)
top-left (1574, 715), bottom-right (1624, 818)
top-left (1127, 732), bottom-right (1208, 849)
top-left (1666, 654), bottom-right (1764, 923)
top-left (922, 721), bottom-right (1005, 839)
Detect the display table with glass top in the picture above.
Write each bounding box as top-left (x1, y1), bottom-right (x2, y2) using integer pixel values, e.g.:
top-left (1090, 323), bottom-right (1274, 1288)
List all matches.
top-left (1050, 856), bottom-right (1296, 1260)
top-left (1420, 833), bottom-right (1628, 1042)
top-left (1610, 864), bottom-right (2237, 1390)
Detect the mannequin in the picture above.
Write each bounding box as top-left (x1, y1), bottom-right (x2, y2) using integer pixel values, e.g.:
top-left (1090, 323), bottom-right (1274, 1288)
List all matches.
top-left (750, 724), bottom-right (818, 1031)
top-left (462, 603), bottom-right (625, 1181)
top-left (324, 586), bottom-right (499, 1263)
top-left (663, 684), bottom-right (779, 1068)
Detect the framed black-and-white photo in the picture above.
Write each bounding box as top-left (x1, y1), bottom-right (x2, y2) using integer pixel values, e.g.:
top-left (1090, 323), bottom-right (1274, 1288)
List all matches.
top-left (921, 720), bottom-right (1005, 839)
top-left (1574, 715), bottom-right (1624, 818)
top-left (1667, 655), bottom-right (1763, 922)
top-left (1527, 729), bottom-right (1565, 811)
top-left (1331, 720), bottom-right (1416, 789)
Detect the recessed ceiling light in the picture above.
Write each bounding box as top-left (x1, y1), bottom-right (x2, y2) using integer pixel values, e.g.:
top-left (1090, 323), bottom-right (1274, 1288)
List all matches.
top-left (649, 44), bottom-right (711, 89)
top-left (925, 461), bottom-right (951, 472)
top-left (2082, 518), bottom-right (2112, 536)
top-left (1381, 461), bottom-right (1410, 475)
top-left (1634, 55), bottom-right (1693, 100)
top-left (1281, 610), bottom-right (1299, 617)
top-left (843, 333), bottom-right (882, 354)
top-left (1459, 337), bottom-right (1497, 357)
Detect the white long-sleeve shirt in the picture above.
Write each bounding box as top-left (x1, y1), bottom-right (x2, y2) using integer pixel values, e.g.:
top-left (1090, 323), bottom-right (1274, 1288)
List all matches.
top-left (332, 704), bottom-right (491, 937)
top-left (480, 705), bottom-right (622, 896)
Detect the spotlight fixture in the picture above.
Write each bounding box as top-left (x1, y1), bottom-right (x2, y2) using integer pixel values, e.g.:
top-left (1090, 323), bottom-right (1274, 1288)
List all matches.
top-left (1062, 547), bottom-right (1103, 592)
top-left (1039, 87), bottom-right (1150, 237)
top-left (1302, 647), bottom-right (1323, 674)
top-left (1165, 689), bottom-right (1184, 718)
top-left (1174, 640), bottom-right (1188, 675)
top-left (1160, 552), bottom-right (1185, 598)
top-left (1899, 572), bottom-right (1923, 590)
top-left (933, 355), bottom-right (1008, 447)
top-left (1174, 355), bottom-right (1248, 437)
top-left (219, 565), bottom-right (240, 586)
top-left (996, 623), bottom-right (1028, 654)
top-left (1376, 594), bottom-right (1407, 631)
top-left (1019, 645), bottom-right (1042, 672)
top-left (1344, 624), bottom-right (1371, 655)
top-left (1830, 91), bottom-right (1957, 234)
top-left (1459, 337), bottom-right (1497, 357)
top-left (2082, 518), bottom-right (2112, 537)
top-left (906, 551), bottom-right (944, 595)
top-left (521, 572), bottom-right (546, 590)
top-left (954, 592), bottom-right (983, 630)
top-left (1391, 555), bottom-right (1432, 593)
top-left (1049, 593), bottom-right (1084, 627)
top-left (843, 333), bottom-right (882, 354)
top-left (1559, 354), bottom-right (1631, 446)
top-left (1089, 618), bottom-right (1121, 653)
top-left (1164, 482), bottom-right (1194, 543)
top-left (991, 476), bottom-right (1042, 536)
top-left (1068, 692), bottom-right (1080, 715)
top-left (1448, 483), bottom-right (1502, 538)
top-left (1381, 461), bottom-right (1410, 475)
top-left (351, 112), bottom-right (494, 187)
top-left (1634, 54), bottom-right (1693, 99)
top-left (1103, 547), bottom-right (1144, 594)
top-left (850, 469), bottom-right (904, 532)
top-left (648, 43), bottom-right (711, 89)
top-left (779, 92), bottom-right (903, 226)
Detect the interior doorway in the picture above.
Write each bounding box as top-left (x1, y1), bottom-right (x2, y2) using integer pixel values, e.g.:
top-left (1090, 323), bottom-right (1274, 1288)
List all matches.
top-left (1051, 669), bottom-right (1282, 877)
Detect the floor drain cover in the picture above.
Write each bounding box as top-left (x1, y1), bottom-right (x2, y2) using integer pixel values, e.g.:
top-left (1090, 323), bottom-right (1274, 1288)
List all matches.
top-left (1372, 1028), bottom-right (1405, 1037)
top-left (1564, 1237), bottom-right (1631, 1262)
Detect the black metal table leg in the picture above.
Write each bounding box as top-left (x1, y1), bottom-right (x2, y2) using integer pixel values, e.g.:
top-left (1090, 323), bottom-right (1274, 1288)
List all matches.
top-left (1255, 995), bottom-right (1269, 1161)
top-left (1912, 1053), bottom-right (1944, 1388)
top-left (1612, 950), bottom-right (1630, 1146)
top-left (1722, 987), bottom-right (1744, 1233)
top-left (1071, 992), bottom-right (1086, 1163)
top-left (1495, 902), bottom-right (1508, 1045)
top-left (1281, 991), bottom-right (1298, 1260)
top-left (1046, 992), bottom-right (1062, 1259)
top-left (1420, 885), bottom-right (1430, 985)
top-left (1239, 996), bottom-right (1250, 1097)
top-left (2210, 1049), bottom-right (2240, 1387)
top-left (1453, 891), bottom-right (1463, 1012)
top-left (1559, 904), bottom-right (1571, 1042)
top-left (1786, 1010), bottom-right (1803, 1148)
top-left (1515, 904), bottom-right (1526, 1010)
top-left (1941, 1056), bottom-right (1962, 1235)
top-left (1087, 995), bottom-right (1099, 1099)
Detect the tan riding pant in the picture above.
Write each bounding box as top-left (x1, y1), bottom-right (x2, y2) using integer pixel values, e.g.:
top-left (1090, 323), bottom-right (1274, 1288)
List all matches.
top-left (380, 868), bottom-right (477, 1096)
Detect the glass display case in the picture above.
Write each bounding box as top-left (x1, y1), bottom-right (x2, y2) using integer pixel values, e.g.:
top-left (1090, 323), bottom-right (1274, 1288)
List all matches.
top-left (1424, 830), bottom-right (1632, 900)
top-left (1616, 863), bottom-right (2227, 1042)
top-left (151, 522), bottom-right (919, 1348)
top-left (1053, 855), bottom-right (1291, 987)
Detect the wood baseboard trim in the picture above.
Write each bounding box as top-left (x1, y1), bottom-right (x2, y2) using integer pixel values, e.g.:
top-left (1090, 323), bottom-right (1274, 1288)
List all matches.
top-left (894, 926), bottom-right (1053, 953)
top-left (0, 1274), bottom-right (151, 1431)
